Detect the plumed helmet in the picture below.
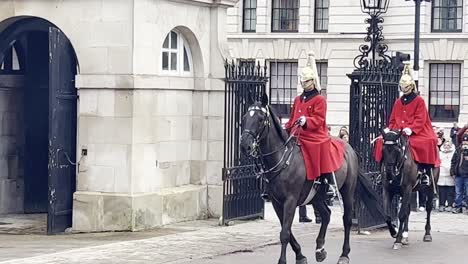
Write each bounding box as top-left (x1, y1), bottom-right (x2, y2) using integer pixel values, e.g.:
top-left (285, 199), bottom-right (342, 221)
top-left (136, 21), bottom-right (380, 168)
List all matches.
top-left (399, 62), bottom-right (416, 91)
top-left (300, 51), bottom-right (322, 91)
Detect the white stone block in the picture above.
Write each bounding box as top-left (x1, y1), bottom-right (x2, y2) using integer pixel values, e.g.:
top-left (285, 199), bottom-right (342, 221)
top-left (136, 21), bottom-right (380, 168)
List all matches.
top-left (133, 90), bottom-right (154, 117)
top-left (207, 118), bottom-right (224, 141)
top-left (72, 192), bottom-right (104, 232)
top-left (85, 117), bottom-right (132, 144)
top-left (132, 144), bottom-right (158, 193)
top-left (91, 21), bottom-right (131, 47)
top-left (78, 90), bottom-right (98, 116)
top-left (208, 91), bottom-right (224, 117)
top-left (114, 90), bottom-right (133, 117)
top-left (76, 47), bottom-right (108, 74)
top-left (205, 161), bottom-right (223, 185)
top-left (208, 185), bottom-right (223, 218)
top-left (133, 117), bottom-right (154, 144)
top-left (133, 193), bottom-right (163, 230)
top-left (108, 47), bottom-right (133, 75)
top-left (97, 90), bottom-right (116, 117)
top-left (103, 194), bottom-right (132, 230)
top-left (134, 46), bottom-right (158, 74)
top-left (191, 116), bottom-right (203, 140)
top-left (79, 165), bottom-right (115, 192)
top-left (102, 0), bottom-right (132, 22)
top-left (175, 160), bottom-right (191, 186)
top-left (207, 141), bottom-right (223, 161)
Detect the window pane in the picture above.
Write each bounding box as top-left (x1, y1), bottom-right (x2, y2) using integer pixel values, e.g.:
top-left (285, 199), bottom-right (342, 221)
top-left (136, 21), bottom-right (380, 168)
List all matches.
top-left (429, 63), bottom-right (461, 121)
top-left (163, 34), bottom-right (169, 48)
top-left (162, 52), bottom-right (169, 70)
top-left (171, 31), bottom-right (177, 49)
top-left (183, 46), bottom-right (190, 72)
top-left (171, 52), bottom-right (177, 70)
top-left (269, 61), bottom-right (299, 117)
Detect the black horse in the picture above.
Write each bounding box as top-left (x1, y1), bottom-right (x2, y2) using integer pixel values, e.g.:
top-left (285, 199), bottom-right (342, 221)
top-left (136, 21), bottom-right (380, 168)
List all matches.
top-left (240, 95), bottom-right (396, 264)
top-left (380, 129), bottom-right (439, 250)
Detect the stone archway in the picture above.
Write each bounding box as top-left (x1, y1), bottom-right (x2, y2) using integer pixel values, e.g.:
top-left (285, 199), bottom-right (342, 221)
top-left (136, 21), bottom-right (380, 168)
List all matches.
top-left (0, 16), bottom-right (79, 234)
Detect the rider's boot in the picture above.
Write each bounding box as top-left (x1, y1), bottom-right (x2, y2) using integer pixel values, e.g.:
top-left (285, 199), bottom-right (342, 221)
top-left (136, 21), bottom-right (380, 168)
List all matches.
top-left (261, 181), bottom-right (271, 201)
top-left (323, 173), bottom-right (337, 199)
top-left (418, 164), bottom-right (430, 186)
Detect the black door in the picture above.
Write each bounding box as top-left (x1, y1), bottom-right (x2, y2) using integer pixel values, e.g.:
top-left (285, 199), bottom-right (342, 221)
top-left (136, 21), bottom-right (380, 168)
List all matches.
top-left (47, 27), bottom-right (77, 234)
top-left (23, 32), bottom-right (49, 213)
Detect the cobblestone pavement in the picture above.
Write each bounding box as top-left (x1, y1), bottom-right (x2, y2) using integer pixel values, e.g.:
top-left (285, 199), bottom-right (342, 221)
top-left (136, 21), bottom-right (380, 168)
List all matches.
top-left (1, 203), bottom-right (467, 264)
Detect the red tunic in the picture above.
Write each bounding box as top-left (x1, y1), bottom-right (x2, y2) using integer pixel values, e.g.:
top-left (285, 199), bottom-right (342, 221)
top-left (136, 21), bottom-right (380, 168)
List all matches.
top-left (374, 94), bottom-right (440, 167)
top-left (285, 93), bottom-right (345, 180)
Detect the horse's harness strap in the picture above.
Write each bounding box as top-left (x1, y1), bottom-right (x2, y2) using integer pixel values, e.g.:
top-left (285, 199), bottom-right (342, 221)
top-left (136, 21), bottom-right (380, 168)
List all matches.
top-left (383, 137), bottom-right (409, 182)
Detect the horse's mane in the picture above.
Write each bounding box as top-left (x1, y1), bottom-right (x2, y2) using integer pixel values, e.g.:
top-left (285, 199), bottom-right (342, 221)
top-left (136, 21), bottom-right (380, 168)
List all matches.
top-left (268, 105), bottom-right (289, 142)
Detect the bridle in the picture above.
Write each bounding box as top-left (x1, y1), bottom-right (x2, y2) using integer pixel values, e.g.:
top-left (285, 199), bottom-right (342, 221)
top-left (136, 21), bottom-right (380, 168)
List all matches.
top-left (241, 105), bottom-right (298, 183)
top-left (382, 131), bottom-right (408, 184)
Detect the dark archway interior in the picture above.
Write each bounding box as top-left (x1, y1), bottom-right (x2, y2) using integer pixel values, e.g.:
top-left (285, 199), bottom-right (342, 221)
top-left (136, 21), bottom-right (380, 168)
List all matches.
top-left (0, 31), bottom-right (49, 216)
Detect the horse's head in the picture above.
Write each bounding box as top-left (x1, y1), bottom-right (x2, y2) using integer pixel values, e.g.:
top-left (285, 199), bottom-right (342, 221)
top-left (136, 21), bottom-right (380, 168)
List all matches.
top-left (240, 93), bottom-right (271, 157)
top-left (381, 128), bottom-right (406, 179)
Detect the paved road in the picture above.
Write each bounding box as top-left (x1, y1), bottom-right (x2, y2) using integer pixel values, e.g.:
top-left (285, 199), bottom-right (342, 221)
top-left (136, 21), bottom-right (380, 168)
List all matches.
top-left (1, 202), bottom-right (466, 264)
top-left (190, 230), bottom-right (466, 264)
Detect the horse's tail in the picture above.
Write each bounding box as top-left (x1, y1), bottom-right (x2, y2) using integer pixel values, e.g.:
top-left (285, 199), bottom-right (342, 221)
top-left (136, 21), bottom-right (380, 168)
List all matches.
top-left (356, 171), bottom-right (397, 238)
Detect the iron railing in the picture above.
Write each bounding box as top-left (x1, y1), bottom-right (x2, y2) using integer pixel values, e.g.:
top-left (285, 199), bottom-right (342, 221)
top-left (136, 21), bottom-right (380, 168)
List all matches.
top-left (222, 60), bottom-right (268, 225)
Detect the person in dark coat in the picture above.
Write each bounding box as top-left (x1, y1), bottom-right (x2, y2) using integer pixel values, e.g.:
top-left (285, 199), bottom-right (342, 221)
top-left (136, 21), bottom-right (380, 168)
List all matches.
top-left (450, 122), bottom-right (459, 145)
top-left (450, 134), bottom-right (468, 213)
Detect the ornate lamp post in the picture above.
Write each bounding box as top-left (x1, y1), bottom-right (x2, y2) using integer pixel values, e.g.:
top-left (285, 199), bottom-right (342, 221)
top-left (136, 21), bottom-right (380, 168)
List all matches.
top-left (354, 0), bottom-right (391, 68)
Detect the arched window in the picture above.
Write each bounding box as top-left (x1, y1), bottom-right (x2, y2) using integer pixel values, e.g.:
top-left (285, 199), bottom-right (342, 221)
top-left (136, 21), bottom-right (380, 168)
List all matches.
top-left (0, 43), bottom-right (23, 73)
top-left (162, 30), bottom-right (192, 75)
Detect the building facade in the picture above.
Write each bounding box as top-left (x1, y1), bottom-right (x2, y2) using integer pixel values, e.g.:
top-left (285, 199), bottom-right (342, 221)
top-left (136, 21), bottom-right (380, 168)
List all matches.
top-left (227, 0), bottom-right (467, 131)
top-left (0, 0), bottom-right (238, 233)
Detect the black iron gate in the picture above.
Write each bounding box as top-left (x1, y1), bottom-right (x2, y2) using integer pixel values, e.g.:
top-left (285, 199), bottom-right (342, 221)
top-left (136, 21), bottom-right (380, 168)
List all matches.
top-left (348, 66), bottom-right (401, 230)
top-left (222, 60), bottom-right (267, 225)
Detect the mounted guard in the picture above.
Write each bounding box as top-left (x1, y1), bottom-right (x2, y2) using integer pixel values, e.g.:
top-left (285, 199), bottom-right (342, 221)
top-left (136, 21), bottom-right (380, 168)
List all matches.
top-left (240, 51), bottom-right (396, 264)
top-left (284, 52), bottom-right (345, 197)
top-left (374, 62), bottom-right (441, 186)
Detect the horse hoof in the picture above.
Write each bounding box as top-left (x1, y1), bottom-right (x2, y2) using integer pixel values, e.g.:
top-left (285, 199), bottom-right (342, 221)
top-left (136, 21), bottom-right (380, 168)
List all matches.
top-left (337, 256), bottom-right (350, 264)
top-left (315, 248), bottom-right (327, 262)
top-left (423, 234), bottom-right (432, 242)
top-left (296, 257), bottom-right (308, 264)
top-left (402, 238), bottom-right (409, 246)
top-left (393, 243), bottom-right (402, 250)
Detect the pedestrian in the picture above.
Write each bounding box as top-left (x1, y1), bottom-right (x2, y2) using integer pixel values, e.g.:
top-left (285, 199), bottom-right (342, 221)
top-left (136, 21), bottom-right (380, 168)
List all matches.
top-left (436, 128), bottom-right (445, 150)
top-left (438, 140), bottom-right (455, 212)
top-left (338, 126), bottom-right (349, 143)
top-left (450, 122), bottom-right (459, 145)
top-left (455, 123), bottom-right (468, 146)
top-left (450, 134), bottom-right (468, 214)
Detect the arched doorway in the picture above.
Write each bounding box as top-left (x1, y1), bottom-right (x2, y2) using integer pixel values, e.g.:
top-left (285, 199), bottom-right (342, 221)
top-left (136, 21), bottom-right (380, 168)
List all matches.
top-left (0, 16), bottom-right (78, 234)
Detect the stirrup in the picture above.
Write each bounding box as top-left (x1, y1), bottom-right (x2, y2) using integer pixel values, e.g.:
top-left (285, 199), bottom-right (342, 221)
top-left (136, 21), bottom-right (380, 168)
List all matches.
top-left (420, 175), bottom-right (430, 186)
top-left (261, 192), bottom-right (270, 201)
top-left (326, 184), bottom-right (337, 198)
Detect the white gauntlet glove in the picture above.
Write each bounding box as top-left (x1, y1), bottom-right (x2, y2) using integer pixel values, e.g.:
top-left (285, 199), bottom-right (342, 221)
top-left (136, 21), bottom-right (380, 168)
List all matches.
top-left (403, 127), bottom-right (412, 136)
top-left (299, 116), bottom-right (306, 127)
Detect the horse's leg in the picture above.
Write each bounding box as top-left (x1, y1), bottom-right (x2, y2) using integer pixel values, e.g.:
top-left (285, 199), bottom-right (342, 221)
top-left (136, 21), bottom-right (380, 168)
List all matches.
top-left (402, 203), bottom-right (411, 245)
top-left (382, 186), bottom-right (397, 238)
top-left (393, 186), bottom-right (412, 250)
top-left (312, 199), bottom-right (331, 263)
top-left (272, 200), bottom-right (307, 264)
top-left (276, 198), bottom-right (298, 264)
top-left (337, 187), bottom-right (353, 264)
top-left (423, 189), bottom-right (434, 242)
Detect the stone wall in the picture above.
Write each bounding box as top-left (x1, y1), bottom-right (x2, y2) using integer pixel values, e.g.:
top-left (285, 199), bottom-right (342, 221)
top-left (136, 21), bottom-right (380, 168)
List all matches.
top-left (0, 75), bottom-right (24, 214)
